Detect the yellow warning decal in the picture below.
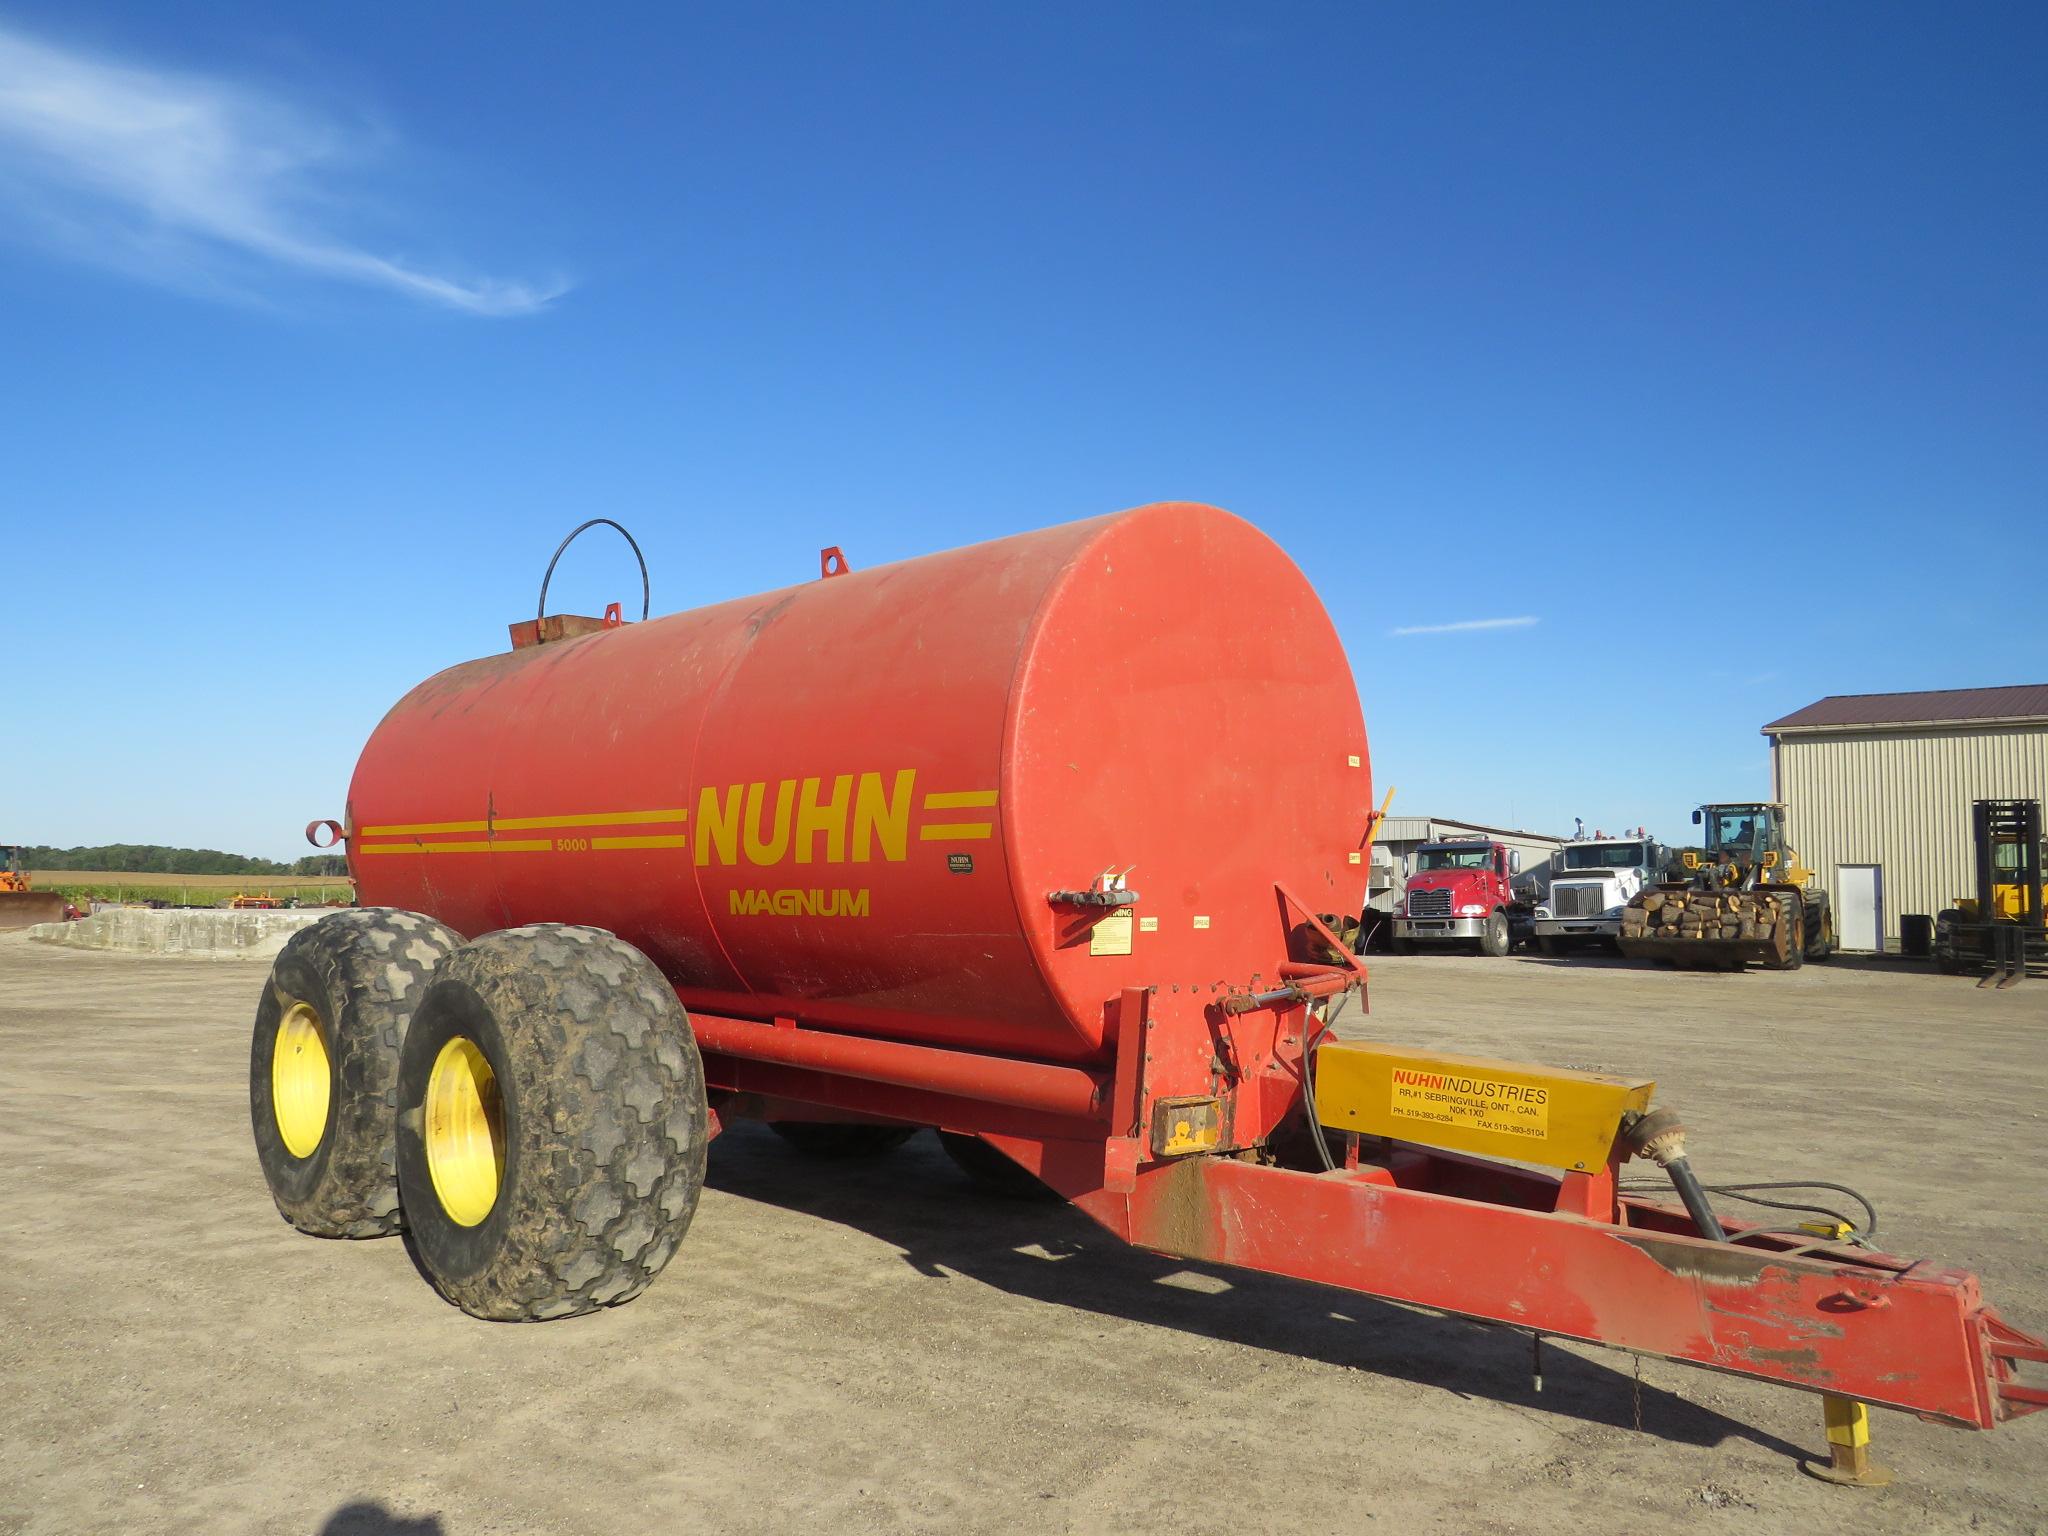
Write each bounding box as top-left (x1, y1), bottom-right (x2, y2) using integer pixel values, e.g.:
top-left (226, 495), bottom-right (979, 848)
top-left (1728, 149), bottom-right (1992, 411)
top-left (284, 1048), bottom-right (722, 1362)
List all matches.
top-left (1089, 908), bottom-right (1134, 956)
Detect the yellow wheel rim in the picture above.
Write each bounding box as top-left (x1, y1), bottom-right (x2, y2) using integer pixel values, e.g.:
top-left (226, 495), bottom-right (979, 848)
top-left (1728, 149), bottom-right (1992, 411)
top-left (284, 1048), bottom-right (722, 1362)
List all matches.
top-left (425, 1036), bottom-right (504, 1227)
top-left (272, 1001), bottom-right (331, 1159)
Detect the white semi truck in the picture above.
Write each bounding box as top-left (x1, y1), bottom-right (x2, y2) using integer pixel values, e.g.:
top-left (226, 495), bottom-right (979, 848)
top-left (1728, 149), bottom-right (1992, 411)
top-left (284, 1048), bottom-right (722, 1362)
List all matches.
top-left (1534, 829), bottom-right (1666, 954)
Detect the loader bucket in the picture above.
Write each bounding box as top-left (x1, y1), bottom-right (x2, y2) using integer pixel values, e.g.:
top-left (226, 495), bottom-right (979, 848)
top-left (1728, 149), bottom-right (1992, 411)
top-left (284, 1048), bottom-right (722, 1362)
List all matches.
top-left (1618, 887), bottom-right (1797, 970)
top-left (0, 891), bottom-right (69, 930)
top-left (1616, 929), bottom-right (1791, 971)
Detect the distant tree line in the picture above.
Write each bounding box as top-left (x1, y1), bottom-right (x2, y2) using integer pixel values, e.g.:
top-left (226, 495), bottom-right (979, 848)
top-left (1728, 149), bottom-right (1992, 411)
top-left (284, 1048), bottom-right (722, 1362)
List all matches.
top-left (16, 845), bottom-right (350, 877)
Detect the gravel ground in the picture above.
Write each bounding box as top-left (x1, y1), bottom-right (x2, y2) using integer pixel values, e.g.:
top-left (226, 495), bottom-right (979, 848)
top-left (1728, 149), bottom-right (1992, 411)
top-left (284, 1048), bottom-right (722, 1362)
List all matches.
top-left (2, 934), bottom-right (2044, 1535)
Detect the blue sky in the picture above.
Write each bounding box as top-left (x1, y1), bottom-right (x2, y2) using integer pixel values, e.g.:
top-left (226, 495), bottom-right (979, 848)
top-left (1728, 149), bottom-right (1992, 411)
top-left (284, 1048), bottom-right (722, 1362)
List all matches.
top-left (3, 3), bottom-right (2042, 860)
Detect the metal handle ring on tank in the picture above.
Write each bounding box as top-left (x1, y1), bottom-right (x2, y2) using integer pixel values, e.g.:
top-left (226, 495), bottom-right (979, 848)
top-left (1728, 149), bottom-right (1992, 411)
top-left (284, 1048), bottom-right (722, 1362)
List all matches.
top-left (537, 518), bottom-right (651, 627)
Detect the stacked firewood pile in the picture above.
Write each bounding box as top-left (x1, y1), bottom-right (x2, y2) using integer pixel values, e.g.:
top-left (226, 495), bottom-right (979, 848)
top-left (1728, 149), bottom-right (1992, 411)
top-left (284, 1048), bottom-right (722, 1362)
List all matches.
top-left (1621, 888), bottom-right (1786, 943)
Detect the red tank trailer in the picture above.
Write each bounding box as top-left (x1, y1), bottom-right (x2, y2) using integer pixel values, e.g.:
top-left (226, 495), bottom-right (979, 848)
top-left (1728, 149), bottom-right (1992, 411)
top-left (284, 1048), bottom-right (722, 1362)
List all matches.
top-left (252, 503), bottom-right (2043, 1486)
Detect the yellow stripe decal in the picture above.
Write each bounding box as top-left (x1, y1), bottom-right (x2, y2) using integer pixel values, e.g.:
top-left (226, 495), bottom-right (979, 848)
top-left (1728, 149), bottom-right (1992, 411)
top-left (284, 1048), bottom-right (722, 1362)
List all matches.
top-left (922, 790), bottom-right (998, 810)
top-left (590, 835), bottom-right (690, 850)
top-left (359, 819), bottom-right (490, 836)
top-left (496, 809), bottom-right (689, 831)
top-left (359, 808), bottom-right (689, 837)
top-left (919, 822), bottom-right (993, 841)
top-left (357, 840), bottom-right (553, 855)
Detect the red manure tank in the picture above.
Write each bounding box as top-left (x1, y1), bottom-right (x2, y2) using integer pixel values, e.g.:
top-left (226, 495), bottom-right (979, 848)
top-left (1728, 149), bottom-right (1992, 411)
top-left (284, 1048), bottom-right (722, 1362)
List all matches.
top-left (252, 501), bottom-right (2046, 1478)
top-left (348, 500), bottom-right (1371, 1072)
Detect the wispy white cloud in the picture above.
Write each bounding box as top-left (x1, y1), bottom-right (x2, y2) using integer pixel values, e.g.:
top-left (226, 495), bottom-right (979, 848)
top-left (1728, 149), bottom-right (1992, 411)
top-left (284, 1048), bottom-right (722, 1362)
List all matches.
top-left (0, 23), bottom-right (563, 314)
top-left (1389, 616), bottom-right (1540, 637)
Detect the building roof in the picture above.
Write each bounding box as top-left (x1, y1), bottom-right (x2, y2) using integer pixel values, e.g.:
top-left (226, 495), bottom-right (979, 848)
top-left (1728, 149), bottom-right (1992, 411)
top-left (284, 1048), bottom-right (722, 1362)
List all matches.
top-left (1762, 684), bottom-right (2048, 734)
top-left (1380, 815), bottom-right (1565, 846)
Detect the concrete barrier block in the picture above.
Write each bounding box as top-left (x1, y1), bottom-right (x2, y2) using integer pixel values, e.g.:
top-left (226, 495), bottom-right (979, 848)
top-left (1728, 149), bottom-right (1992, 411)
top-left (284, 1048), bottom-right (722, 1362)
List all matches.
top-left (26, 906), bottom-right (343, 960)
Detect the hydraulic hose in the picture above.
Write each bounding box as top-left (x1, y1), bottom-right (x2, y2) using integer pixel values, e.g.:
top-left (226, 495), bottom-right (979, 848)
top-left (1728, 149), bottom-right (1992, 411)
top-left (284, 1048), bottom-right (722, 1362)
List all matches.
top-left (1661, 1153), bottom-right (1728, 1243)
top-left (1624, 1107), bottom-right (1729, 1243)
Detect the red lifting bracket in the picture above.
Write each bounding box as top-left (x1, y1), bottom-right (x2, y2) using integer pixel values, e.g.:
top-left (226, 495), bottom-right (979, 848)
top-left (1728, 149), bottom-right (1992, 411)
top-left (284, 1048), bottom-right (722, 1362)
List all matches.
top-left (1221, 884), bottom-right (1369, 1016)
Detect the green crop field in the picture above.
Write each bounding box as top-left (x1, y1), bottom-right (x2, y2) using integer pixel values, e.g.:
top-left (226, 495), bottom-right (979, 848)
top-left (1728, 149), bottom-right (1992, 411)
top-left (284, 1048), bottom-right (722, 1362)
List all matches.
top-left (31, 872), bottom-right (355, 909)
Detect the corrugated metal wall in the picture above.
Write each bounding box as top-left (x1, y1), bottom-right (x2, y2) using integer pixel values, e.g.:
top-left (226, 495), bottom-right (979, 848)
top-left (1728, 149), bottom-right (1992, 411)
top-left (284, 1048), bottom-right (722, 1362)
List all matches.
top-left (1379, 817), bottom-right (1442, 843)
top-left (1772, 724), bottom-right (2048, 946)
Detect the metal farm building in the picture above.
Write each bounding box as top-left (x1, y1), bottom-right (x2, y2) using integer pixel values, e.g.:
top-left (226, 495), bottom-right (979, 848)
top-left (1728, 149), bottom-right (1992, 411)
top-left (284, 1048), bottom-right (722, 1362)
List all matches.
top-left (1762, 684), bottom-right (2048, 952)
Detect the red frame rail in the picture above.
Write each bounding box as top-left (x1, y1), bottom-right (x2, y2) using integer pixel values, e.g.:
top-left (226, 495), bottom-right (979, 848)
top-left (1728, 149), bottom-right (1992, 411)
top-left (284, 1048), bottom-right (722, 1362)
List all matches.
top-left (696, 1001), bottom-right (2046, 1430)
top-left (686, 888), bottom-right (2045, 1440)
top-left (1063, 1149), bottom-right (2045, 1429)
top-left (698, 1022), bottom-right (2046, 1433)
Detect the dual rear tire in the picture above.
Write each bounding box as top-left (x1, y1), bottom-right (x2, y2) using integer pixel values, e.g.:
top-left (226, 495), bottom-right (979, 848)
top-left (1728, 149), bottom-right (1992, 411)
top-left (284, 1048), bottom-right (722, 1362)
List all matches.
top-left (251, 913), bottom-right (709, 1320)
top-left (249, 909), bottom-right (463, 1237)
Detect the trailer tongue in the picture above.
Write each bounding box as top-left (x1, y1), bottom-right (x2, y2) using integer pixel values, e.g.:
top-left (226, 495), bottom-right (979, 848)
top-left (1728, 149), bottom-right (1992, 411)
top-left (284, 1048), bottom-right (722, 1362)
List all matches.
top-left (1080, 979), bottom-right (2048, 1441)
top-left (254, 503), bottom-right (2043, 1486)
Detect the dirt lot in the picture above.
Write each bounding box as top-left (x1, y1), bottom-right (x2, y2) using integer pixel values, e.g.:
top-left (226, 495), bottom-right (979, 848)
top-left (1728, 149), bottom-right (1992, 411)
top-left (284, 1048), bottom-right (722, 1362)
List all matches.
top-left (3, 935), bottom-right (2044, 1536)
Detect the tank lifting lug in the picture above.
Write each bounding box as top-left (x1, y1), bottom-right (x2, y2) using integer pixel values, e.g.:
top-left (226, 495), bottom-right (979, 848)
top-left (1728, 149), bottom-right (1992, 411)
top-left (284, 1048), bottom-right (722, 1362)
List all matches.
top-left (305, 819), bottom-right (347, 849)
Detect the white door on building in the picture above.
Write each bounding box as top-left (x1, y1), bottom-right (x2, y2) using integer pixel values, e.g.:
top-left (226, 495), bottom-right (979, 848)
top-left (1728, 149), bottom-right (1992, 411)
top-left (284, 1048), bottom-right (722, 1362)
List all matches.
top-left (1839, 865), bottom-right (1883, 953)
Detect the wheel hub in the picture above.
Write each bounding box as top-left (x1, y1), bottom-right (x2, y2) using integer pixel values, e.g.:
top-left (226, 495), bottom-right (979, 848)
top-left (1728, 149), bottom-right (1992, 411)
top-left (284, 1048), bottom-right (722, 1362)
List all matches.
top-left (271, 1000), bottom-right (331, 1159)
top-left (425, 1036), bottom-right (504, 1226)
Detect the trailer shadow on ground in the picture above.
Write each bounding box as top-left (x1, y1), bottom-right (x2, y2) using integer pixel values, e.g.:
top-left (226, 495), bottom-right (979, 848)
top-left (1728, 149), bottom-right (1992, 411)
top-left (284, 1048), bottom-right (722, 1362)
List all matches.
top-left (1498, 952), bottom-right (2017, 980)
top-left (318, 1503), bottom-right (446, 1535)
top-left (704, 1123), bottom-right (1810, 1464)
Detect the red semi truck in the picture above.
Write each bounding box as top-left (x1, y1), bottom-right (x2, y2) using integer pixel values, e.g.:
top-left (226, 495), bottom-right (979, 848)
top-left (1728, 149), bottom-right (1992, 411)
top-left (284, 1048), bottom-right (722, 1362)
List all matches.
top-left (1391, 837), bottom-right (1536, 956)
top-left (251, 503), bottom-right (2043, 1482)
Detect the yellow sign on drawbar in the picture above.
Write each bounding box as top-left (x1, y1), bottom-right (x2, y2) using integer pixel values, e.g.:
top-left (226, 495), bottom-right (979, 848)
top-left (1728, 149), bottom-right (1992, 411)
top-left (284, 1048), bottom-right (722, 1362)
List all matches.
top-left (1389, 1067), bottom-right (1550, 1141)
top-left (1314, 1042), bottom-right (1654, 1172)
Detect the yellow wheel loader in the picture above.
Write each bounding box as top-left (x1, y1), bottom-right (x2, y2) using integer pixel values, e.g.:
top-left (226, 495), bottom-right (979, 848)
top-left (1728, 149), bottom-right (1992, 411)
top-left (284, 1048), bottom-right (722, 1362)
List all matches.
top-left (1618, 803), bottom-right (1834, 971)
top-left (0, 846), bottom-right (68, 930)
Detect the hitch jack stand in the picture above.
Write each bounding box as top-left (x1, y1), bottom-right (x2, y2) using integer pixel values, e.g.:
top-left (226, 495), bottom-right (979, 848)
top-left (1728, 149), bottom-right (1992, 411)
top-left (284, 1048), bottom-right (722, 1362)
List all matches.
top-left (1802, 1396), bottom-right (1893, 1488)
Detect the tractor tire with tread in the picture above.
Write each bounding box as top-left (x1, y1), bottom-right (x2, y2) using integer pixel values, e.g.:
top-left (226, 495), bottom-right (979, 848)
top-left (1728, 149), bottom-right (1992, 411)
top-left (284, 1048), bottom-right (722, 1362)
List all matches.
top-left (1769, 893), bottom-right (1804, 971)
top-left (250, 907), bottom-right (464, 1238)
top-left (1807, 906), bottom-right (1835, 963)
top-left (395, 923), bottom-right (709, 1321)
